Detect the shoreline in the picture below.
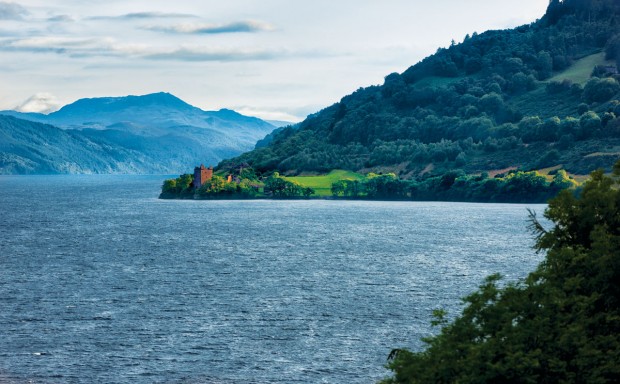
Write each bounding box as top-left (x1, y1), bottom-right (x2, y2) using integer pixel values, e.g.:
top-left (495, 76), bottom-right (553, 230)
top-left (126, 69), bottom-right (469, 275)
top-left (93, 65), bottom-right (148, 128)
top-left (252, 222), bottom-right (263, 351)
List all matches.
top-left (158, 193), bottom-right (552, 204)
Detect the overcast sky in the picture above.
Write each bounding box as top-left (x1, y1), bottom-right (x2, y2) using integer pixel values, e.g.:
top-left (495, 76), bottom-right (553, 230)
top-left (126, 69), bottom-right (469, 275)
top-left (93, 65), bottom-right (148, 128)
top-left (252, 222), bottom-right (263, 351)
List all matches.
top-left (0, 1), bottom-right (548, 122)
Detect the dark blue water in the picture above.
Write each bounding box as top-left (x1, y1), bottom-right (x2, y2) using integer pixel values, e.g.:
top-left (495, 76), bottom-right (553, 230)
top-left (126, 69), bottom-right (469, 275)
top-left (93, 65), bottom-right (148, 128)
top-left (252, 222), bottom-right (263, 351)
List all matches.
top-left (0, 176), bottom-right (546, 383)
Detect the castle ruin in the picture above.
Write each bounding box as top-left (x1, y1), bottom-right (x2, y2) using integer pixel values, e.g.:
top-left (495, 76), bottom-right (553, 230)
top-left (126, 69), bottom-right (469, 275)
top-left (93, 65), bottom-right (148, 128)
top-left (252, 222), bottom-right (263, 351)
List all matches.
top-left (193, 164), bottom-right (213, 188)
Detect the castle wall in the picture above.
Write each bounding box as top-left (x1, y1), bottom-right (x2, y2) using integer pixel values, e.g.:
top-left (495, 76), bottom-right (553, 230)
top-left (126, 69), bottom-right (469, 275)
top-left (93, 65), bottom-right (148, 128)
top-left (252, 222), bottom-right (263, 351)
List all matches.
top-left (193, 164), bottom-right (214, 188)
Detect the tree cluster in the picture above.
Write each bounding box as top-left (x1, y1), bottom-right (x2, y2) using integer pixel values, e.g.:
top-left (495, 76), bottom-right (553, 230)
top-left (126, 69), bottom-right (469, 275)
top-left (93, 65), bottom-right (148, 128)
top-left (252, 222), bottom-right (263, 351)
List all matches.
top-left (330, 169), bottom-right (578, 203)
top-left (264, 172), bottom-right (314, 198)
top-left (380, 162), bottom-right (620, 383)
top-left (160, 168), bottom-right (263, 199)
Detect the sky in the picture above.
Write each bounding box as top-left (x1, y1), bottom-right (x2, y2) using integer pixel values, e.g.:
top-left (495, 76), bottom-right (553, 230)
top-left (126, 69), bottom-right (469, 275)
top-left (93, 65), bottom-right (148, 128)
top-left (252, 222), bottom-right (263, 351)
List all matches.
top-left (0, 1), bottom-right (549, 122)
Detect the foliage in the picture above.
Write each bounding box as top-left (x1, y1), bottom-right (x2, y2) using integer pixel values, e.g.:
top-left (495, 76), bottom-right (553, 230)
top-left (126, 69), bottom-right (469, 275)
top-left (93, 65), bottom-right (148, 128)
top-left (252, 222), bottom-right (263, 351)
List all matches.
top-left (218, 2), bottom-right (620, 182)
top-left (583, 77), bottom-right (620, 103)
top-left (380, 161), bottom-right (620, 383)
top-left (285, 170), bottom-right (364, 197)
top-left (156, 166), bottom-right (578, 202)
top-left (195, 175), bottom-right (260, 199)
top-left (160, 174), bottom-right (193, 197)
top-left (160, 168), bottom-right (262, 199)
top-left (264, 172), bottom-right (315, 198)
top-left (328, 169), bottom-right (578, 203)
top-left (331, 178), bottom-right (364, 197)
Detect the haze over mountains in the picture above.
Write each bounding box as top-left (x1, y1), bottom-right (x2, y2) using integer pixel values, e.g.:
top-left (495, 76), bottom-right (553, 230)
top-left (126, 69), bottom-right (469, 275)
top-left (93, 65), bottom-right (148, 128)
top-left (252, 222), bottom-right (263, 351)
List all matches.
top-left (0, 93), bottom-right (278, 174)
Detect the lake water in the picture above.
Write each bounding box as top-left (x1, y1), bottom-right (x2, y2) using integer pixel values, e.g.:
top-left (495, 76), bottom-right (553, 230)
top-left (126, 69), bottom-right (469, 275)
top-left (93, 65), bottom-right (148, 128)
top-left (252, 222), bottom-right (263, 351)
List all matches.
top-left (0, 175), bottom-right (547, 383)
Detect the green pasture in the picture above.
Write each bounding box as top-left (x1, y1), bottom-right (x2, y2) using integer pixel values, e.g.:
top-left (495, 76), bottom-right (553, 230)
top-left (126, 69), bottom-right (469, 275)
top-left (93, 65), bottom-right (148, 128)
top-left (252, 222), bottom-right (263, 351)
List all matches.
top-left (285, 170), bottom-right (364, 196)
top-left (548, 52), bottom-right (608, 85)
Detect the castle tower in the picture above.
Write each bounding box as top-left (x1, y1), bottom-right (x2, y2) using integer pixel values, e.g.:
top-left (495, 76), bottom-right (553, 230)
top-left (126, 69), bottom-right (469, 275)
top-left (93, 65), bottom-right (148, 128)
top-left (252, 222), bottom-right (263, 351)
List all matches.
top-left (193, 164), bottom-right (214, 188)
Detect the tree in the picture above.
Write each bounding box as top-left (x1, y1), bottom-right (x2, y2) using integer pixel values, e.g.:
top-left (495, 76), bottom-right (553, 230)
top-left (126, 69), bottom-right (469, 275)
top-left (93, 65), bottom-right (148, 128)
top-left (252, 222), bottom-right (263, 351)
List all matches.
top-left (302, 187), bottom-right (315, 198)
top-left (455, 152), bottom-right (467, 166)
top-left (264, 172), bottom-right (314, 198)
top-left (583, 78), bottom-right (620, 103)
top-left (579, 111), bottom-right (602, 138)
top-left (264, 172), bottom-right (289, 197)
top-left (331, 180), bottom-right (346, 196)
top-left (478, 92), bottom-right (504, 114)
top-left (342, 179), bottom-right (364, 197)
top-left (551, 169), bottom-right (578, 190)
top-left (536, 51), bottom-right (553, 80)
top-left (577, 102), bottom-right (590, 115)
top-left (381, 162), bottom-right (620, 383)
top-left (159, 173), bottom-right (194, 198)
top-left (177, 174), bottom-right (193, 191)
top-left (605, 33), bottom-right (620, 71)
top-left (161, 178), bottom-right (177, 194)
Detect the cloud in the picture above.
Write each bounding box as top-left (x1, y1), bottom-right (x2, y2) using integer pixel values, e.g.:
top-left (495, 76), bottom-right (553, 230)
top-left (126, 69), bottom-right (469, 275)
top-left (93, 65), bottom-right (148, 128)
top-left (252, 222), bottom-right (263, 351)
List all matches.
top-left (144, 20), bottom-right (275, 34)
top-left (0, 36), bottom-right (287, 62)
top-left (48, 14), bottom-right (75, 22)
top-left (89, 12), bottom-right (197, 21)
top-left (1, 35), bottom-right (151, 54)
top-left (232, 106), bottom-right (303, 123)
top-left (144, 46), bottom-right (283, 61)
top-left (16, 93), bottom-right (60, 113)
top-left (0, 1), bottom-right (28, 20)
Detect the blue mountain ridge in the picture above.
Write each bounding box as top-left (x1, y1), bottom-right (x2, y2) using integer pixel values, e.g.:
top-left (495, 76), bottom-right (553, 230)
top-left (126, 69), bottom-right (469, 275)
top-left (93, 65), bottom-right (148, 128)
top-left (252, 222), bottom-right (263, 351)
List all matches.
top-left (0, 92), bottom-right (277, 174)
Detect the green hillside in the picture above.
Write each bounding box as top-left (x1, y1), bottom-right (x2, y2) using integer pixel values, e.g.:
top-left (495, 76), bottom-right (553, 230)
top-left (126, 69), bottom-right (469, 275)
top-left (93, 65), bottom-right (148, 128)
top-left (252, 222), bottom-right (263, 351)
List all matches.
top-left (549, 52), bottom-right (610, 84)
top-left (218, 0), bottom-right (620, 187)
top-left (284, 170), bottom-right (364, 196)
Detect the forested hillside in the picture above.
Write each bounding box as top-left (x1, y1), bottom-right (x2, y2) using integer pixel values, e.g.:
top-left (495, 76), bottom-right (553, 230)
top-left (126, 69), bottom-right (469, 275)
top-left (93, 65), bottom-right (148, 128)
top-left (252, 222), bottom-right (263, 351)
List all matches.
top-left (219, 0), bottom-right (620, 179)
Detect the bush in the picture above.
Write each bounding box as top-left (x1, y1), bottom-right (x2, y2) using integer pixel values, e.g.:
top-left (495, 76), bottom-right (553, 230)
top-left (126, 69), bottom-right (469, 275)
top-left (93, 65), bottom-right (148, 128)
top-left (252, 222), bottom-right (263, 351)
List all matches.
top-left (381, 164), bottom-right (620, 384)
top-left (583, 77), bottom-right (620, 103)
top-left (546, 79), bottom-right (573, 94)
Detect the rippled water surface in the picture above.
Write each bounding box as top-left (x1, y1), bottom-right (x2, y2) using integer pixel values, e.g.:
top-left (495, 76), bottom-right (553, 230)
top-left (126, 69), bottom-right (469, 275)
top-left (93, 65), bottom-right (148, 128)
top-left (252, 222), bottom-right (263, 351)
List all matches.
top-left (0, 175), bottom-right (546, 383)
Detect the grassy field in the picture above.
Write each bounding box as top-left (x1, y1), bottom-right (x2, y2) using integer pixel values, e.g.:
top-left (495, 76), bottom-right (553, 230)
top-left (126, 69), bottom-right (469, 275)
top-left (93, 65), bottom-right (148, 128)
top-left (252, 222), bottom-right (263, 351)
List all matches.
top-left (548, 52), bottom-right (608, 85)
top-left (285, 170), bottom-right (364, 197)
top-left (536, 164), bottom-right (592, 184)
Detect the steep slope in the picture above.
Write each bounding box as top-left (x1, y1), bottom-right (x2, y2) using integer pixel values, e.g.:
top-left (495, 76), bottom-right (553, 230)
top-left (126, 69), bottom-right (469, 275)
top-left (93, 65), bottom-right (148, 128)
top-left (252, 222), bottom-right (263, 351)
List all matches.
top-left (0, 93), bottom-right (276, 174)
top-left (219, 0), bottom-right (620, 178)
top-left (0, 116), bottom-right (162, 174)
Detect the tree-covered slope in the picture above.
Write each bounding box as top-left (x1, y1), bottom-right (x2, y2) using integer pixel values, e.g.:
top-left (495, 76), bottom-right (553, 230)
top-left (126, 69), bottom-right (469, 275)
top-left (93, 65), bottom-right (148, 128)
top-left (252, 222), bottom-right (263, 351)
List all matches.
top-left (219, 0), bottom-right (620, 179)
top-left (0, 116), bottom-right (161, 174)
top-left (380, 161), bottom-right (620, 383)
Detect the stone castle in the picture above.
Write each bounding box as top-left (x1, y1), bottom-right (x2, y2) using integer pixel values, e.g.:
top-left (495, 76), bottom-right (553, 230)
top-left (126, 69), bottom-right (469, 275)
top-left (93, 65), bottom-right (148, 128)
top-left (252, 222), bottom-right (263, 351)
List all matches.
top-left (192, 164), bottom-right (213, 188)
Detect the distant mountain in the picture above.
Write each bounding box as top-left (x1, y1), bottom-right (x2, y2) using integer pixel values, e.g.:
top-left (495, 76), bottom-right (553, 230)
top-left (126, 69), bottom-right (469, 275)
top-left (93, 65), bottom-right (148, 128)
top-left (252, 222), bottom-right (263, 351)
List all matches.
top-left (219, 0), bottom-right (620, 179)
top-left (0, 92), bottom-right (276, 174)
top-left (0, 115), bottom-right (162, 174)
top-left (266, 120), bottom-right (296, 128)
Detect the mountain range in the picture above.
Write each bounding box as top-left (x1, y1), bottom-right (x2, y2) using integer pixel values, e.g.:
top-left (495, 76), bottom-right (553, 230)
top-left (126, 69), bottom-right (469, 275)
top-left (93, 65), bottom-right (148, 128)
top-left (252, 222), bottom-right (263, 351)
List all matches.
top-left (0, 92), bottom-right (278, 174)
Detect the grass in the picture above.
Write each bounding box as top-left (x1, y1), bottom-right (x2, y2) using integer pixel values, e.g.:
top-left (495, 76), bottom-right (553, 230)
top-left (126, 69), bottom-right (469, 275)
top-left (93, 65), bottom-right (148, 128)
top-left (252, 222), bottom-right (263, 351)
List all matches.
top-left (285, 170), bottom-right (364, 197)
top-left (537, 165), bottom-right (563, 181)
top-left (548, 52), bottom-right (608, 85)
top-left (536, 164), bottom-right (590, 184)
top-left (499, 52), bottom-right (613, 119)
